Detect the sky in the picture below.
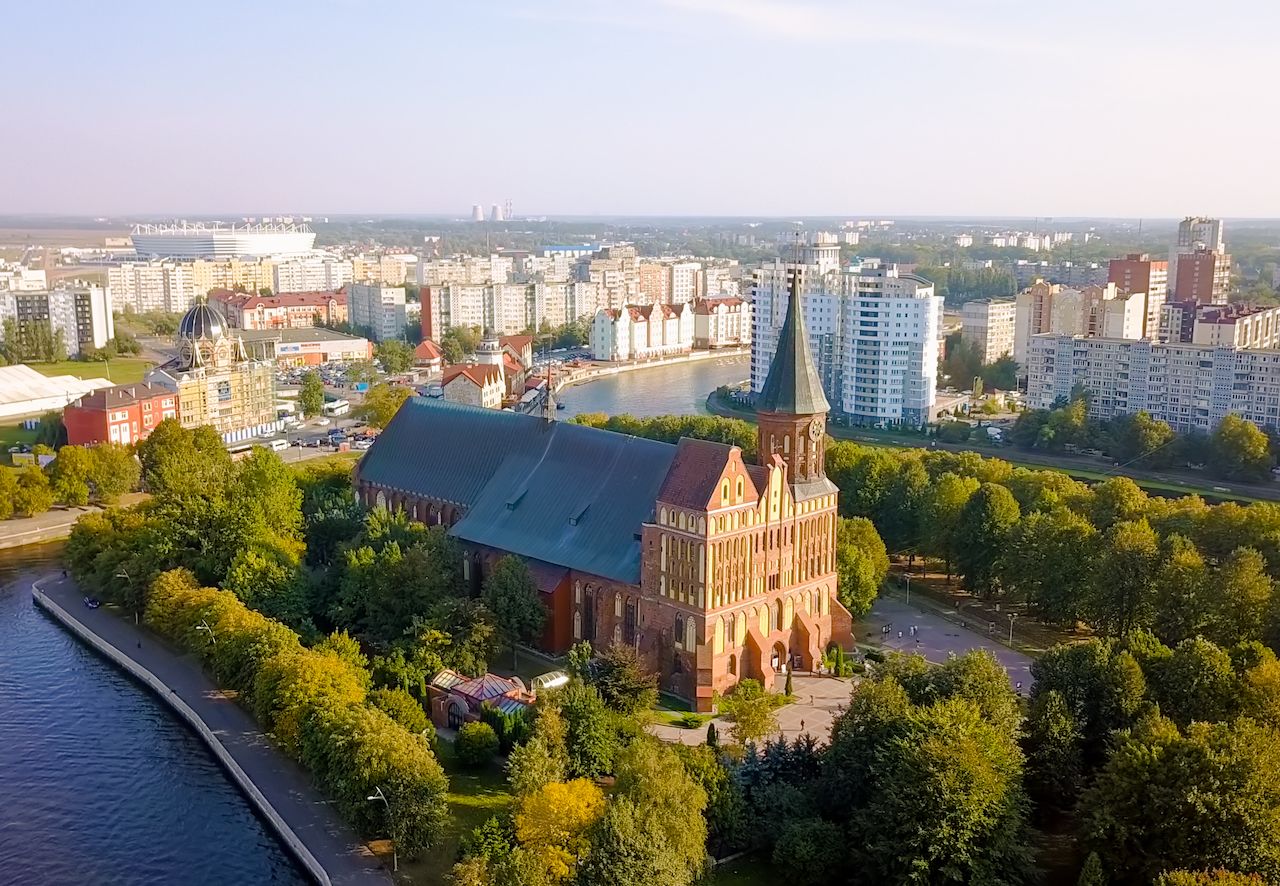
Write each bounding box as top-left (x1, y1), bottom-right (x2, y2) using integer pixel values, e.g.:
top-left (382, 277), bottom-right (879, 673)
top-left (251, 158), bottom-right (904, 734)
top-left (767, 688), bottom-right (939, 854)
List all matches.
top-left (5, 0), bottom-right (1279, 218)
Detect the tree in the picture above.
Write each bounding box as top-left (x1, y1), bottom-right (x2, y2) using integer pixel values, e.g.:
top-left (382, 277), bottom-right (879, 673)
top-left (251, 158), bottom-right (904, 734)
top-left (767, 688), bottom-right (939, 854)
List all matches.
top-left (375, 339), bottom-right (414, 374)
top-left (434, 597), bottom-right (501, 677)
top-left (440, 336), bottom-right (464, 365)
top-left (507, 732), bottom-right (567, 798)
top-left (999, 508), bottom-right (1097, 624)
top-left (0, 469), bottom-right (16, 520)
top-left (1081, 717), bottom-right (1280, 883)
top-left (1209, 415), bottom-right (1273, 482)
top-left (369, 687), bottom-right (431, 735)
top-left (1155, 872), bottom-right (1266, 885)
top-left (1111, 411), bottom-right (1176, 467)
top-left (358, 383), bottom-right (413, 429)
top-left (1211, 547), bottom-right (1274, 644)
top-left (513, 778), bottom-right (605, 882)
top-left (299, 371), bottom-right (325, 418)
top-left (1090, 477), bottom-right (1149, 530)
top-left (717, 678), bottom-right (779, 745)
top-left (1088, 519), bottom-right (1162, 636)
top-left (1030, 641), bottom-right (1147, 767)
top-left (835, 516), bottom-right (889, 615)
top-left (1151, 534), bottom-right (1213, 645)
top-left (559, 684), bottom-right (618, 779)
top-left (919, 472), bottom-right (979, 578)
top-left (1023, 689), bottom-right (1083, 813)
top-left (954, 482), bottom-right (1020, 596)
top-left (590, 642), bottom-right (658, 716)
top-left (455, 721), bottom-right (500, 768)
top-left (48, 445), bottom-right (93, 506)
top-left (87, 443), bottom-right (141, 503)
top-left (13, 465), bottom-right (54, 516)
top-left (483, 555), bottom-right (547, 665)
top-left (137, 419), bottom-right (233, 500)
top-left (1077, 852), bottom-right (1106, 886)
top-left (772, 818), bottom-right (843, 886)
top-left (1146, 638), bottom-right (1241, 727)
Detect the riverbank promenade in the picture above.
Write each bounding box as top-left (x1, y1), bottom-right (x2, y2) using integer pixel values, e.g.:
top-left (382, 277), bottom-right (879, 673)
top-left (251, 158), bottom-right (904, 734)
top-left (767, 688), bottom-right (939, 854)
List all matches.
top-left (32, 575), bottom-right (391, 886)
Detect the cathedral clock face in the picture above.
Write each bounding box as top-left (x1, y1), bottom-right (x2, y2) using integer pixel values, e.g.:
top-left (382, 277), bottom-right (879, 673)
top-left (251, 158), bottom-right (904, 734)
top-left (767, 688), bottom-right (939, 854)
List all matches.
top-left (808, 418), bottom-right (824, 441)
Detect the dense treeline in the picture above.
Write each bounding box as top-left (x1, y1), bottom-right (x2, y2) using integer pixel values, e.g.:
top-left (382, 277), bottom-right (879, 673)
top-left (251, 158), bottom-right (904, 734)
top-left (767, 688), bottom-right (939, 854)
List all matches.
top-left (1012, 394), bottom-right (1277, 482)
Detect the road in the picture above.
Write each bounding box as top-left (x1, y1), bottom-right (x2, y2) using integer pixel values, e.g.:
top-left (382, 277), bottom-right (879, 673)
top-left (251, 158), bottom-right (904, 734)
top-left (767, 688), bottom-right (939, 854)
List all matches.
top-left (36, 575), bottom-right (391, 886)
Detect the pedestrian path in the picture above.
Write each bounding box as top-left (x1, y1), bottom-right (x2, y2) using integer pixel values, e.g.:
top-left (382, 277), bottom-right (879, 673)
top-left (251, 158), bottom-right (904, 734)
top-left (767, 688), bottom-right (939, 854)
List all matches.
top-left (33, 575), bottom-right (391, 886)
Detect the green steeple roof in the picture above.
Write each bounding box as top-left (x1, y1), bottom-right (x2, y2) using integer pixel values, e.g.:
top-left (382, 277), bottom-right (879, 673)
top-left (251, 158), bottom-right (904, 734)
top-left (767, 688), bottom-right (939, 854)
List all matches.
top-left (757, 271), bottom-right (830, 415)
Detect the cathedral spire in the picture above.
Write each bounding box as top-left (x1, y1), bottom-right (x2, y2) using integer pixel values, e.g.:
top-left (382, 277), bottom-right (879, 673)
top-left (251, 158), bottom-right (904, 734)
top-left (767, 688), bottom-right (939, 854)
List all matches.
top-left (757, 267), bottom-right (829, 416)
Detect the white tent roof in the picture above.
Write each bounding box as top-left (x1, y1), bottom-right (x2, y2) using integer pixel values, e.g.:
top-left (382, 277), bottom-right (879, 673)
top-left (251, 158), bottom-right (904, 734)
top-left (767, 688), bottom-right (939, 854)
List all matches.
top-left (0, 364), bottom-right (113, 410)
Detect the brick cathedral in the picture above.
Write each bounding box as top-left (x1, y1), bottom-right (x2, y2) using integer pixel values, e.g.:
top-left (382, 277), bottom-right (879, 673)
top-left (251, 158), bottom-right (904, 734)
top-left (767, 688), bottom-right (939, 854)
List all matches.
top-left (355, 278), bottom-right (850, 711)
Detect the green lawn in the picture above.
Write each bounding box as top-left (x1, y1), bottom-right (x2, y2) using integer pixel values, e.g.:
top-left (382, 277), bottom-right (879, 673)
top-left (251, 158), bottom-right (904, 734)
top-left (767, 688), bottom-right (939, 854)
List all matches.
top-left (28, 357), bottom-right (153, 385)
top-left (0, 423), bottom-right (39, 466)
top-left (710, 854), bottom-right (778, 884)
top-left (400, 737), bottom-right (514, 885)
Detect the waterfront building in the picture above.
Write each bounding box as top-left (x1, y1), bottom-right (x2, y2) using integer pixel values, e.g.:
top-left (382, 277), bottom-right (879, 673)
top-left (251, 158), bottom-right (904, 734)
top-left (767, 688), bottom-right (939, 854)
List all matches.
top-left (209, 289), bottom-right (347, 330)
top-left (348, 283), bottom-right (406, 342)
top-left (145, 301), bottom-right (279, 443)
top-left (751, 258), bottom-right (942, 427)
top-left (238, 327), bottom-right (372, 367)
top-left (590, 303), bottom-right (694, 361)
top-left (1025, 334), bottom-right (1280, 433)
top-left (0, 286), bottom-right (113, 357)
top-left (959, 298), bottom-right (1017, 363)
top-left (442, 363), bottom-right (505, 409)
top-left (355, 281), bottom-right (849, 710)
top-left (130, 222), bottom-right (315, 259)
top-left (63, 381), bottom-right (177, 446)
top-left (693, 297), bottom-right (752, 349)
top-left (1108, 253), bottom-right (1168, 336)
top-left (413, 339), bottom-right (444, 370)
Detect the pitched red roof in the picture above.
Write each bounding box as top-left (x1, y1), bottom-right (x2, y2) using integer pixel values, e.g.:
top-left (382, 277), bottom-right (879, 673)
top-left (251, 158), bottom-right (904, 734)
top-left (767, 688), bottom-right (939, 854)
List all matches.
top-left (71, 381), bottom-right (172, 411)
top-left (444, 364), bottom-right (502, 388)
top-left (656, 437), bottom-right (746, 510)
top-left (208, 288), bottom-right (344, 309)
top-left (414, 339), bottom-right (443, 361)
top-left (694, 297), bottom-right (744, 314)
top-left (499, 334), bottom-right (534, 352)
top-left (502, 353), bottom-right (523, 375)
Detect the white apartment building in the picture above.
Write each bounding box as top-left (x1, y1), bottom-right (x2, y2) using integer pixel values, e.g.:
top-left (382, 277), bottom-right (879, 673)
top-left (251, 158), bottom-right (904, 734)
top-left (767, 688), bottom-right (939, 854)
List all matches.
top-left (751, 258), bottom-right (943, 427)
top-left (273, 256), bottom-right (353, 292)
top-left (108, 261), bottom-right (198, 313)
top-left (693, 297), bottom-right (752, 349)
top-left (348, 283), bottom-right (406, 342)
top-left (0, 286), bottom-right (114, 357)
top-left (1026, 334), bottom-right (1280, 433)
top-left (960, 299), bottom-right (1017, 363)
top-left (1190, 305), bottom-right (1280, 349)
top-left (590, 303), bottom-right (694, 361)
top-left (0, 267), bottom-right (48, 291)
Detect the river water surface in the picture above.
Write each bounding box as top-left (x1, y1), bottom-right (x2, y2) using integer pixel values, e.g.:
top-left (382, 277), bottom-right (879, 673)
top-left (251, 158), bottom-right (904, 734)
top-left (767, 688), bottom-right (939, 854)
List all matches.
top-left (557, 353), bottom-right (748, 418)
top-left (0, 543), bottom-right (305, 885)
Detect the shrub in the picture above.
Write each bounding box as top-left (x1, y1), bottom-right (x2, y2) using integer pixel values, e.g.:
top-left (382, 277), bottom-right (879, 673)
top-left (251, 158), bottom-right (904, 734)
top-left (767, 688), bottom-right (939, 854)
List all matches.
top-left (455, 721), bottom-right (500, 768)
top-left (370, 686), bottom-right (432, 737)
top-left (675, 713), bottom-right (703, 729)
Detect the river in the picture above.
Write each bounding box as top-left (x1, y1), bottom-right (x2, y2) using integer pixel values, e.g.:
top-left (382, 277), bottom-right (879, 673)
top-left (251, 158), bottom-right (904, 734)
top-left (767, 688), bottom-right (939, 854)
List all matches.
top-left (0, 543), bottom-right (305, 885)
top-left (556, 353), bottom-right (749, 419)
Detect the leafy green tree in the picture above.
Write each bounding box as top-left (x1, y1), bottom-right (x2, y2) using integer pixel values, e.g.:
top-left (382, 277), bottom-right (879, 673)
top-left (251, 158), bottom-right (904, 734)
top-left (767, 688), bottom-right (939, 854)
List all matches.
top-left (370, 686), bottom-right (431, 735)
top-left (1030, 641), bottom-right (1148, 766)
top-left (0, 469), bottom-right (16, 519)
top-left (375, 339), bottom-right (414, 374)
top-left (483, 555), bottom-right (547, 664)
top-left (48, 445), bottom-right (92, 505)
top-left (440, 336), bottom-right (464, 365)
top-left (507, 731), bottom-right (567, 798)
top-left (999, 508), bottom-right (1097, 624)
top-left (590, 642), bottom-right (657, 716)
top-left (335, 528), bottom-right (464, 644)
top-left (1088, 519), bottom-right (1162, 635)
top-left (835, 516), bottom-right (889, 615)
top-left (919, 472), bottom-right (979, 578)
top-left (559, 684), bottom-right (618, 779)
top-left (513, 777), bottom-right (604, 882)
top-left (1209, 415), bottom-right (1273, 482)
top-left (772, 817), bottom-right (843, 886)
top-left (13, 465), bottom-right (54, 516)
top-left (1151, 534), bottom-right (1213, 645)
top-left (299, 370), bottom-right (325, 418)
top-left (1023, 689), bottom-right (1083, 813)
top-left (1147, 637), bottom-right (1241, 727)
top-left (1081, 716), bottom-right (1280, 883)
top-left (358, 383), bottom-right (413, 429)
top-left (1077, 852), bottom-right (1106, 886)
top-left (1090, 477), bottom-right (1149, 530)
top-left (1155, 872), bottom-right (1266, 885)
top-left (137, 419), bottom-right (233, 500)
top-left (87, 443), bottom-right (140, 503)
top-left (1111, 410), bottom-right (1176, 467)
top-left (456, 721), bottom-right (500, 768)
top-left (954, 482), bottom-right (1020, 596)
top-left (1210, 548), bottom-right (1274, 644)
top-left (434, 597), bottom-right (500, 677)
top-left (222, 539), bottom-right (307, 627)
top-left (717, 678), bottom-right (780, 745)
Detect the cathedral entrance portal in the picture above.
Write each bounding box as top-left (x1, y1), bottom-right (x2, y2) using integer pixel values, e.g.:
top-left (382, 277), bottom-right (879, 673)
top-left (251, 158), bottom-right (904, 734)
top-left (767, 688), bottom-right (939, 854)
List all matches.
top-left (771, 641), bottom-right (787, 672)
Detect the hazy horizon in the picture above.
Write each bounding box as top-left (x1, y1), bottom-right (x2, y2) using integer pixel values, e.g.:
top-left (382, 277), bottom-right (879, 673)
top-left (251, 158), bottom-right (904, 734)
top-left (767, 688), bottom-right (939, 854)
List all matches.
top-left (7, 0), bottom-right (1278, 218)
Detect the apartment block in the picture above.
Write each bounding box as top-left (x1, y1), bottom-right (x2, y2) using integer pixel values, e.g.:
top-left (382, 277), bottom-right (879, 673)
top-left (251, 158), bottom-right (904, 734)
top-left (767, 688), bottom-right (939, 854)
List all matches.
top-left (590, 303), bottom-right (695, 361)
top-left (751, 259), bottom-right (942, 427)
top-left (0, 286), bottom-right (113, 356)
top-left (960, 298), bottom-right (1017, 363)
top-left (273, 256), bottom-right (354, 292)
top-left (1014, 281), bottom-right (1147, 366)
top-left (1108, 253), bottom-right (1168, 336)
top-left (348, 283), bottom-right (407, 342)
top-left (1026, 334), bottom-right (1280, 433)
top-left (108, 261), bottom-right (198, 313)
top-left (693, 297), bottom-right (752, 349)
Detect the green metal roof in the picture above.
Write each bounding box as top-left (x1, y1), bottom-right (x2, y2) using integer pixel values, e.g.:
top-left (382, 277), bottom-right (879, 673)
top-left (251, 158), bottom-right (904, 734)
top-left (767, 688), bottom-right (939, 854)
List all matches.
top-left (757, 273), bottom-right (830, 416)
top-left (358, 398), bottom-right (676, 584)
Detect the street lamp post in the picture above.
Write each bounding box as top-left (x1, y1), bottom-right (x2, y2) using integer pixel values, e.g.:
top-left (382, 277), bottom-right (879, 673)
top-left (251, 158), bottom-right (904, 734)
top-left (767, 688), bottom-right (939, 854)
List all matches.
top-left (1008, 612), bottom-right (1018, 645)
top-left (904, 573), bottom-right (911, 606)
top-left (367, 786), bottom-right (396, 872)
top-left (195, 619), bottom-right (216, 646)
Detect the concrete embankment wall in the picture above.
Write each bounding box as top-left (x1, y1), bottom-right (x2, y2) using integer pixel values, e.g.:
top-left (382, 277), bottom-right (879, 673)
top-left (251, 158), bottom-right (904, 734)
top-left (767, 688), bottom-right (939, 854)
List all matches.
top-left (31, 585), bottom-right (332, 886)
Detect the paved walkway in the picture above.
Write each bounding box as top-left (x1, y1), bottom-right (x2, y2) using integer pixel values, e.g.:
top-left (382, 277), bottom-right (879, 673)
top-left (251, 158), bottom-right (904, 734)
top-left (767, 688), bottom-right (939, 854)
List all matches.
top-left (35, 575), bottom-right (390, 886)
top-left (0, 493), bottom-right (149, 551)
